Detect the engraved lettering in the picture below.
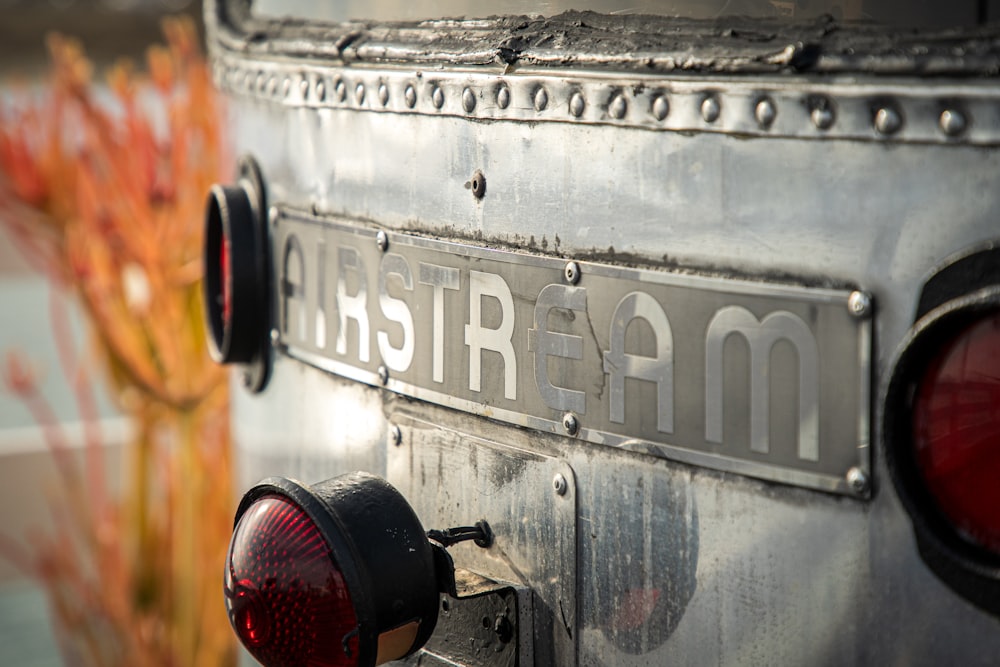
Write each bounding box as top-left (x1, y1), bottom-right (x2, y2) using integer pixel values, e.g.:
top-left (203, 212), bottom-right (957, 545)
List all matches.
top-left (602, 292), bottom-right (674, 433)
top-left (377, 253), bottom-right (415, 372)
top-left (418, 263), bottom-right (460, 384)
top-left (527, 284), bottom-right (587, 413)
top-left (334, 246), bottom-right (370, 363)
top-left (704, 306), bottom-right (819, 461)
top-left (464, 271), bottom-right (516, 400)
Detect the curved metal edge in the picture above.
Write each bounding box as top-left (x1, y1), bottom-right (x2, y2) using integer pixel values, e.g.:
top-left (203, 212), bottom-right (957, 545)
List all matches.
top-left (207, 0), bottom-right (1000, 76)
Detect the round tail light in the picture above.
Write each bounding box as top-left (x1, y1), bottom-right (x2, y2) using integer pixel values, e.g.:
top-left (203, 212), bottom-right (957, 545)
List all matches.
top-left (885, 286), bottom-right (1000, 613)
top-left (203, 155), bottom-right (270, 391)
top-left (224, 473), bottom-right (441, 667)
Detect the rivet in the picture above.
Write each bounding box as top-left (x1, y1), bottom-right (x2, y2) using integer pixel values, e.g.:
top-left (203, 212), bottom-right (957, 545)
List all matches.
top-left (810, 98), bottom-right (835, 130)
top-left (334, 78), bottom-right (346, 102)
top-left (389, 424), bottom-right (402, 447)
top-left (315, 80), bottom-right (326, 102)
top-left (404, 84), bottom-right (417, 108)
top-left (299, 78), bottom-right (309, 99)
top-left (462, 87), bottom-right (476, 113)
top-left (755, 97), bottom-right (776, 129)
top-left (569, 91), bottom-right (585, 118)
top-left (847, 290), bottom-right (872, 319)
top-left (534, 87), bottom-right (549, 112)
top-left (378, 83), bottom-right (389, 106)
top-left (470, 170), bottom-right (486, 200)
top-left (282, 77), bottom-right (290, 98)
top-left (497, 85), bottom-right (510, 109)
top-left (846, 467), bottom-right (869, 495)
top-left (378, 365), bottom-right (389, 385)
top-left (552, 473), bottom-right (568, 496)
top-left (255, 72), bottom-right (266, 93)
top-left (562, 412), bottom-right (579, 436)
top-left (609, 93), bottom-right (627, 119)
top-left (355, 82), bottom-right (366, 105)
top-left (376, 230), bottom-right (389, 252)
top-left (701, 95), bottom-right (720, 123)
top-left (432, 86), bottom-right (444, 109)
top-left (651, 95), bottom-right (669, 121)
top-left (564, 261), bottom-right (580, 285)
top-left (939, 108), bottom-right (967, 137)
top-left (874, 106), bottom-right (902, 135)
top-left (266, 76), bottom-right (277, 96)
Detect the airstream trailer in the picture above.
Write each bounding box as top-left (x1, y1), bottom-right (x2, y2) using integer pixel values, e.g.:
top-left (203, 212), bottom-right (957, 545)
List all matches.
top-left (206, 1), bottom-right (1000, 664)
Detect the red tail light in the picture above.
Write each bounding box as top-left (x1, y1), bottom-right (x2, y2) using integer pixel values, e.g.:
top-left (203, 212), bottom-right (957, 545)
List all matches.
top-left (226, 495), bottom-right (360, 666)
top-left (912, 312), bottom-right (1000, 553)
top-left (885, 285), bottom-right (1000, 615)
top-left (203, 155), bottom-right (271, 391)
top-left (224, 473), bottom-right (442, 667)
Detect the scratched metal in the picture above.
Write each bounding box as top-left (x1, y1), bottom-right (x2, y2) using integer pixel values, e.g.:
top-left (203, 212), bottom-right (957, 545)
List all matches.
top-left (272, 208), bottom-right (870, 495)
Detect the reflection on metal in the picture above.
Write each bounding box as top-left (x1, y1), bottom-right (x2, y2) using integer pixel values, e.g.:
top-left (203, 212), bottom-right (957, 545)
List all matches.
top-left (386, 413), bottom-right (576, 664)
top-left (273, 208), bottom-right (871, 495)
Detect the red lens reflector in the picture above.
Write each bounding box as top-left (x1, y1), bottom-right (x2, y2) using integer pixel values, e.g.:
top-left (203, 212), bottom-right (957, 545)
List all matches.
top-left (913, 312), bottom-right (1000, 553)
top-left (225, 495), bottom-right (360, 667)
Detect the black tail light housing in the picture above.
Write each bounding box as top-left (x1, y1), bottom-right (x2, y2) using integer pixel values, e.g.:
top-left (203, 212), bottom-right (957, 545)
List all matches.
top-left (204, 155), bottom-right (271, 392)
top-left (225, 472), bottom-right (444, 667)
top-left (885, 278), bottom-right (1000, 615)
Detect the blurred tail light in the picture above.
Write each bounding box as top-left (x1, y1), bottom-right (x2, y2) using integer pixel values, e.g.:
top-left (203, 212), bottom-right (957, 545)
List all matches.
top-left (885, 285), bottom-right (1000, 613)
top-left (203, 155), bottom-right (271, 391)
top-left (224, 473), bottom-right (442, 667)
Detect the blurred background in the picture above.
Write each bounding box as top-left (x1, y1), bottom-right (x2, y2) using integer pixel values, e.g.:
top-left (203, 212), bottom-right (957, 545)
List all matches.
top-left (0, 2), bottom-right (215, 666)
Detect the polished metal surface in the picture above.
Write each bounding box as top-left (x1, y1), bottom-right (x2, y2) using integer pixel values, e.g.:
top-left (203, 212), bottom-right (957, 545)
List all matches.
top-left (218, 2), bottom-right (1000, 665)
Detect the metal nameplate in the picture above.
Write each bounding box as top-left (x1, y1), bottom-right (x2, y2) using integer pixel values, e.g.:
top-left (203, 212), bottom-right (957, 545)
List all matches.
top-left (273, 208), bottom-right (871, 495)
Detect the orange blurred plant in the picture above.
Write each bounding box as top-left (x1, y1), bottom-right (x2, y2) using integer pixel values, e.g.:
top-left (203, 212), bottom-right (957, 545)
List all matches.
top-left (0, 16), bottom-right (235, 667)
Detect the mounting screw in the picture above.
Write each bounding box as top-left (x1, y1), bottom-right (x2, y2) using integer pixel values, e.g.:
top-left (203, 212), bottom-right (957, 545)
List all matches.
top-left (562, 412), bottom-right (579, 436)
top-left (376, 230), bottom-right (389, 252)
top-left (470, 170), bottom-right (486, 200)
top-left (389, 424), bottom-right (402, 447)
top-left (552, 473), bottom-right (568, 496)
top-left (564, 261), bottom-right (581, 285)
top-left (377, 365), bottom-right (389, 385)
top-left (846, 467), bottom-right (869, 495)
top-left (847, 291), bottom-right (872, 319)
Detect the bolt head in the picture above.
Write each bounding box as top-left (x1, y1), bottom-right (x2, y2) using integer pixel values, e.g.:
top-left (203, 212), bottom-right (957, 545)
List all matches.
top-left (846, 467), bottom-right (869, 495)
top-left (552, 473), bottom-right (568, 496)
top-left (811, 101), bottom-right (835, 130)
top-left (432, 86), bottom-right (444, 109)
top-left (874, 106), bottom-right (902, 135)
top-left (848, 291), bottom-right (872, 319)
top-left (701, 95), bottom-right (720, 123)
top-left (404, 84), bottom-right (417, 108)
top-left (651, 95), bottom-right (669, 121)
top-left (569, 91), bottom-right (585, 118)
top-left (497, 85), bottom-right (511, 109)
top-left (378, 83), bottom-right (389, 106)
top-left (610, 93), bottom-right (627, 119)
top-left (564, 261), bottom-right (581, 285)
top-left (534, 87), bottom-right (548, 112)
top-left (562, 412), bottom-right (579, 436)
top-left (940, 109), bottom-right (967, 137)
top-left (755, 98), bottom-right (776, 129)
top-left (376, 230), bottom-right (389, 252)
top-left (462, 87), bottom-right (476, 113)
